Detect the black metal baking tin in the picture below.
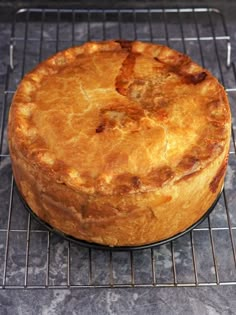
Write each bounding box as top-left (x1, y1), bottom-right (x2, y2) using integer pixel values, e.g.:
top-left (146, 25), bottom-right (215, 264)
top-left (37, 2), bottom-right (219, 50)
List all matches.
top-left (17, 187), bottom-right (222, 251)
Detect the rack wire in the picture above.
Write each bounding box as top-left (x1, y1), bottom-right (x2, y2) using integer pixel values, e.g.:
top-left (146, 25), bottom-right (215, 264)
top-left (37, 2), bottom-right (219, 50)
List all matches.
top-left (0, 7), bottom-right (236, 289)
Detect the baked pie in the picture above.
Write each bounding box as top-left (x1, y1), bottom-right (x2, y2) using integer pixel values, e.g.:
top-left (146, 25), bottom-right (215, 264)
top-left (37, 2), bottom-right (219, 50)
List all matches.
top-left (8, 40), bottom-right (231, 246)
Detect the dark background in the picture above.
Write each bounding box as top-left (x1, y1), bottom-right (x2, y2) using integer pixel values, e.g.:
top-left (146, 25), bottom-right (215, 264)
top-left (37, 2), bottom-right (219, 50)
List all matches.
top-left (0, 1), bottom-right (236, 20)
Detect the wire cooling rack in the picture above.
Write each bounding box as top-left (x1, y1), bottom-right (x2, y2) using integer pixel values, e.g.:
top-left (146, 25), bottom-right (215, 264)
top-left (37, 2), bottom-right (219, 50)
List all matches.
top-left (0, 7), bottom-right (236, 289)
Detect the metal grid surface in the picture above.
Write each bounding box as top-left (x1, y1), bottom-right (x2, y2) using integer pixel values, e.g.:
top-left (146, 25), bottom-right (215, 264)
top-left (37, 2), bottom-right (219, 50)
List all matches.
top-left (0, 7), bottom-right (236, 289)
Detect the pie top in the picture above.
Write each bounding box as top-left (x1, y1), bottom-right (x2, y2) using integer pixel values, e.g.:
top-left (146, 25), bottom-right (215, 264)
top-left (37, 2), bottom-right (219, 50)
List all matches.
top-left (8, 40), bottom-right (231, 195)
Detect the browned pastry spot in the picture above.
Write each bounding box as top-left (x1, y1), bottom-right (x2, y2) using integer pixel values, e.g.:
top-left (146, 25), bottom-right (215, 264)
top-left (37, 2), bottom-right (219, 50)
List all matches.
top-left (177, 155), bottom-right (200, 172)
top-left (210, 157), bottom-right (228, 193)
top-left (145, 166), bottom-right (175, 188)
top-left (96, 102), bottom-right (144, 132)
top-left (183, 72), bottom-right (207, 84)
top-left (114, 173), bottom-right (142, 194)
top-left (155, 56), bottom-right (207, 85)
top-left (115, 39), bottom-right (133, 51)
top-left (190, 142), bottom-right (223, 162)
top-left (115, 52), bottom-right (140, 95)
top-left (96, 124), bottom-right (105, 133)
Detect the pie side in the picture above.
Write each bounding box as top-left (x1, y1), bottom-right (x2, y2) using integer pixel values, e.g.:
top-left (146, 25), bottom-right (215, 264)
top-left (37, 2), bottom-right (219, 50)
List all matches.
top-left (8, 40), bottom-right (231, 246)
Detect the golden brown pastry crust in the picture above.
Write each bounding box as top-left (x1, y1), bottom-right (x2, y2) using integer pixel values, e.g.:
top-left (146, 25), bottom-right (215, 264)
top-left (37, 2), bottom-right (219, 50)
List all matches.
top-left (8, 40), bottom-right (231, 246)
